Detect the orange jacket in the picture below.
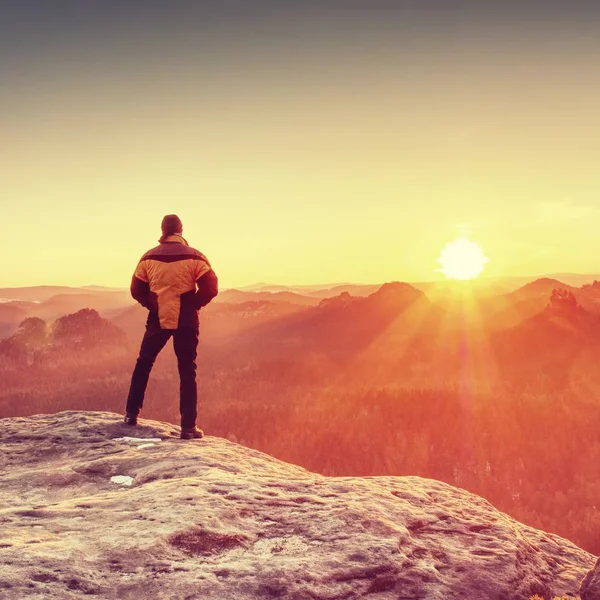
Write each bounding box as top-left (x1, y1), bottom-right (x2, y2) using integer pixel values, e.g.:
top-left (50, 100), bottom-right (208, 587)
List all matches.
top-left (130, 234), bottom-right (218, 329)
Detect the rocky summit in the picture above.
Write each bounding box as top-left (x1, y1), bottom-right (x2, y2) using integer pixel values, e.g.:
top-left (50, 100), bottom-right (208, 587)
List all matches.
top-left (0, 411), bottom-right (596, 600)
top-left (581, 558), bottom-right (600, 600)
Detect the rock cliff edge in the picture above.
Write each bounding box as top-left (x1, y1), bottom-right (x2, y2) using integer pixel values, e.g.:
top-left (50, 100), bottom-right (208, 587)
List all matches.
top-left (0, 411), bottom-right (595, 600)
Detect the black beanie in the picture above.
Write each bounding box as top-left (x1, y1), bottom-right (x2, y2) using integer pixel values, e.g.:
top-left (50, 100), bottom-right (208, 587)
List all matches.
top-left (161, 214), bottom-right (183, 236)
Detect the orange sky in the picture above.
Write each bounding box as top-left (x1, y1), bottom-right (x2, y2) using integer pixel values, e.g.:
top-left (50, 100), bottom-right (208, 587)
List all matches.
top-left (3, 4), bottom-right (600, 287)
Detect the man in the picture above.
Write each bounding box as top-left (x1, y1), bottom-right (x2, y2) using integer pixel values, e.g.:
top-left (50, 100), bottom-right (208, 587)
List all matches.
top-left (124, 214), bottom-right (218, 439)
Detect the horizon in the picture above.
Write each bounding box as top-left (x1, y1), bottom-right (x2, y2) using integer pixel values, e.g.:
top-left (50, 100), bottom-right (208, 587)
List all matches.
top-left (1, 270), bottom-right (599, 293)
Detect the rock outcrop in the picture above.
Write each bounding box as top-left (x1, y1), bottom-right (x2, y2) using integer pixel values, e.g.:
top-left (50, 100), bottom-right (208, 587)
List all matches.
top-left (0, 411), bottom-right (595, 600)
top-left (581, 558), bottom-right (600, 600)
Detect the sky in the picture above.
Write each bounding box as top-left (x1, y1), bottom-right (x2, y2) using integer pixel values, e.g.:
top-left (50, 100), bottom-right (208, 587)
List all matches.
top-left (2, 1), bottom-right (600, 288)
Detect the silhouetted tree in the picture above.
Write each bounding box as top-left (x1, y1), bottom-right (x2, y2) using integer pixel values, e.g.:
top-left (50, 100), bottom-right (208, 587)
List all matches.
top-left (549, 288), bottom-right (579, 312)
top-left (51, 309), bottom-right (126, 350)
top-left (15, 317), bottom-right (47, 349)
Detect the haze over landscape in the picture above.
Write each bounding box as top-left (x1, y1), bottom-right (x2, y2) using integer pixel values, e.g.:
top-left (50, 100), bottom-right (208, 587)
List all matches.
top-left (3, 2), bottom-right (600, 599)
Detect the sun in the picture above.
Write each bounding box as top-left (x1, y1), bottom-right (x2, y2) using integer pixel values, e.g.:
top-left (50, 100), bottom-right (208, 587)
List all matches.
top-left (437, 237), bottom-right (489, 280)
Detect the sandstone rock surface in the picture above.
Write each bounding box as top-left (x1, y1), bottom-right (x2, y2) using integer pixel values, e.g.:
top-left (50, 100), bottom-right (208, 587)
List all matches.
top-left (0, 411), bottom-right (595, 600)
top-left (581, 557), bottom-right (600, 600)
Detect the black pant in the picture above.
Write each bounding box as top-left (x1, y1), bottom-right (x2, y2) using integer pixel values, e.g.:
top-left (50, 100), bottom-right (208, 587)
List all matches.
top-left (126, 322), bottom-right (199, 428)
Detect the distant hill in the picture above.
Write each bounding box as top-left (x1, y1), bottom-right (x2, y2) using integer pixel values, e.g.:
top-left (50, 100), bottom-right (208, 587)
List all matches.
top-left (110, 282), bottom-right (439, 361)
top-left (540, 273), bottom-right (600, 287)
top-left (0, 290), bottom-right (135, 338)
top-left (492, 290), bottom-right (600, 385)
top-left (234, 274), bottom-right (600, 298)
top-left (214, 278), bottom-right (600, 383)
top-left (233, 282), bottom-right (360, 293)
top-left (6, 275), bottom-right (600, 351)
top-left (228, 283), bottom-right (383, 297)
top-left (511, 277), bottom-right (577, 296)
top-left (305, 284), bottom-right (382, 298)
top-left (27, 292), bottom-right (134, 322)
top-left (215, 289), bottom-right (320, 306)
top-left (0, 308), bottom-right (128, 369)
top-left (108, 304), bottom-right (147, 341)
top-left (0, 304), bottom-right (29, 340)
top-left (229, 282), bottom-right (446, 364)
top-left (50, 308), bottom-right (127, 350)
top-left (480, 278), bottom-right (578, 329)
top-left (110, 298), bottom-right (310, 343)
top-left (0, 286), bottom-right (90, 303)
top-left (575, 280), bottom-right (600, 314)
top-left (81, 285), bottom-right (127, 292)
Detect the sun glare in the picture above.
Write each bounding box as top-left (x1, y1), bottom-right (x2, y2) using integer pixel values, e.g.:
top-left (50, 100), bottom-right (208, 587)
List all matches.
top-left (437, 237), bottom-right (489, 280)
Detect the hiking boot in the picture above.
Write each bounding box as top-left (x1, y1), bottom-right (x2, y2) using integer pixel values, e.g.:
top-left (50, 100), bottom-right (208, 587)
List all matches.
top-left (180, 426), bottom-right (204, 440)
top-left (123, 413), bottom-right (138, 426)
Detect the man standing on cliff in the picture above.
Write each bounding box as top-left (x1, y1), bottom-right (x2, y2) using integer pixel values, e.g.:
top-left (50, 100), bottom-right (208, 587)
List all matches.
top-left (123, 214), bottom-right (218, 439)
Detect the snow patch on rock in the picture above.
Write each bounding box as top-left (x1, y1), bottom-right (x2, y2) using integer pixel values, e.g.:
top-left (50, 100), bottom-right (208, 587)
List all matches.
top-left (110, 475), bottom-right (134, 487)
top-left (113, 437), bottom-right (162, 444)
